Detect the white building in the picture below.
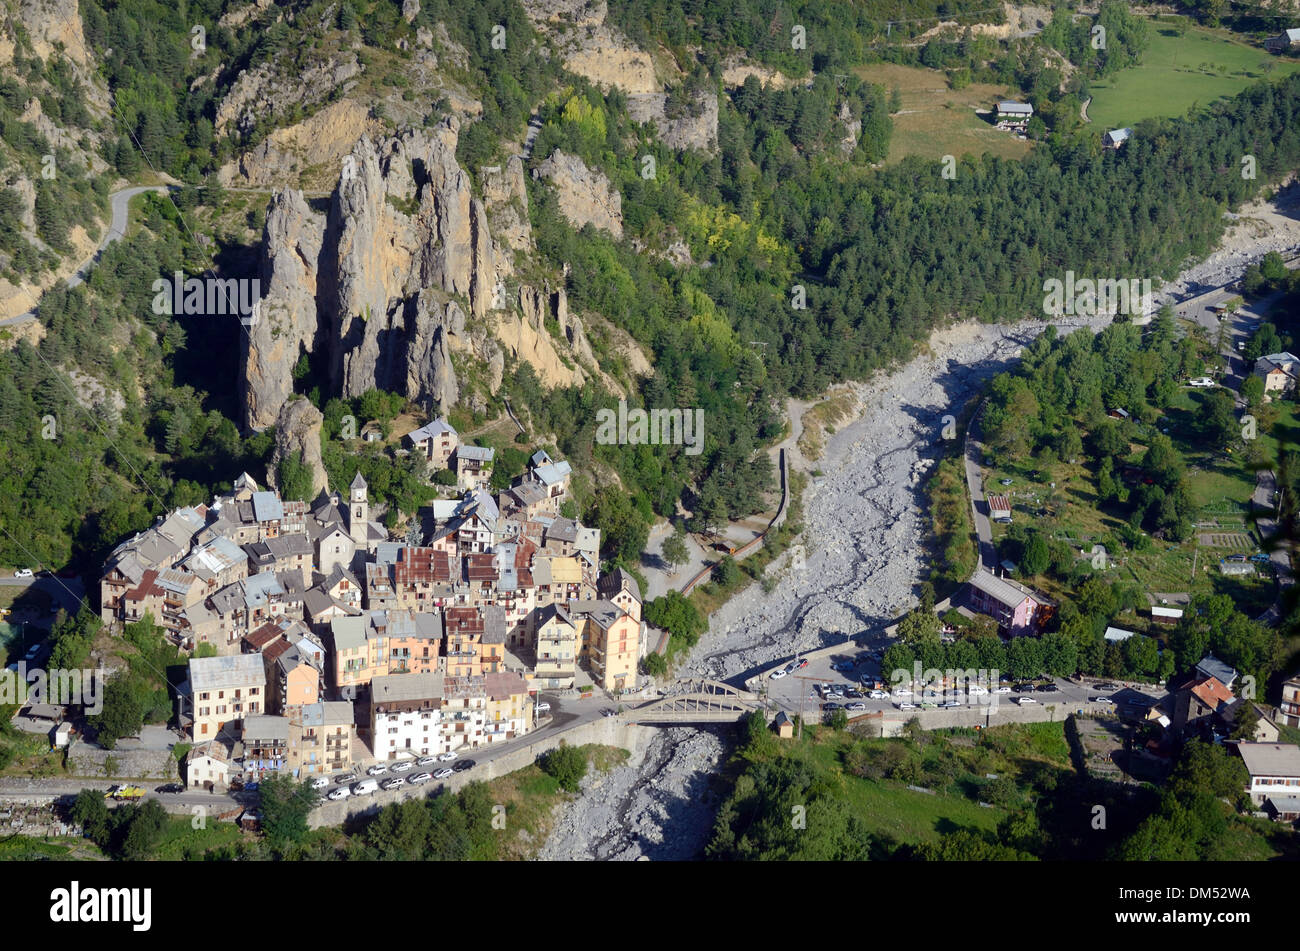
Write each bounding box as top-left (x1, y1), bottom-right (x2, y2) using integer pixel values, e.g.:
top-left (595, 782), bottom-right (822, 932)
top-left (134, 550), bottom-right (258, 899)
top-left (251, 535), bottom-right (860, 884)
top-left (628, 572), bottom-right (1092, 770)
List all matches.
top-left (1237, 742), bottom-right (1300, 806)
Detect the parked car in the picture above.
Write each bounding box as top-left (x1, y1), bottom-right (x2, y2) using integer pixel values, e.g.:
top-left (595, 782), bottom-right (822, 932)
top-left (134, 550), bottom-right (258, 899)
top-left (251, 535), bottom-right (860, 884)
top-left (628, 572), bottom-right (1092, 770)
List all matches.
top-left (601, 708), bottom-right (618, 717)
top-left (409, 772), bottom-right (433, 785)
top-left (417, 756), bottom-right (438, 767)
top-left (390, 761), bottom-right (414, 772)
top-left (794, 658), bottom-right (808, 670)
top-left (309, 777), bottom-right (329, 790)
top-left (453, 759), bottom-right (475, 772)
top-left (892, 688), bottom-right (913, 698)
top-left (995, 516), bottom-right (1013, 524)
top-left (769, 667), bottom-right (788, 679)
top-left (994, 686), bottom-right (1013, 694)
top-left (12, 568), bottom-right (33, 578)
top-left (366, 764), bottom-right (388, 776)
top-left (846, 702), bottom-right (867, 712)
top-left (434, 768), bottom-right (454, 780)
top-left (822, 702), bottom-right (843, 711)
top-left (1188, 377), bottom-right (1215, 388)
top-left (535, 702), bottom-right (551, 713)
top-left (352, 779), bottom-right (379, 795)
top-left (437, 751), bottom-right (458, 762)
top-left (1016, 697), bottom-right (1037, 705)
top-left (328, 787), bottom-right (351, 801)
top-left (845, 688), bottom-right (864, 699)
top-left (999, 478), bottom-right (1013, 485)
top-left (898, 702), bottom-right (916, 710)
top-left (155, 783), bottom-right (183, 794)
top-left (332, 774), bottom-right (353, 786)
top-left (869, 690), bottom-right (888, 700)
top-left (967, 685), bottom-right (988, 696)
top-left (942, 701), bottom-right (961, 708)
top-left (1036, 683), bottom-right (1059, 693)
top-left (1092, 697), bottom-right (1114, 704)
top-left (380, 778), bottom-right (405, 791)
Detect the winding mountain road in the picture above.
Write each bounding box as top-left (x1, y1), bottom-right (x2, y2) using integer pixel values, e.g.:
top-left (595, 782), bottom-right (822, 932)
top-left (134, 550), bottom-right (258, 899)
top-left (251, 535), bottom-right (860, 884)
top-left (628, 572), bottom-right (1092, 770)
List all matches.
top-left (0, 185), bottom-right (167, 328)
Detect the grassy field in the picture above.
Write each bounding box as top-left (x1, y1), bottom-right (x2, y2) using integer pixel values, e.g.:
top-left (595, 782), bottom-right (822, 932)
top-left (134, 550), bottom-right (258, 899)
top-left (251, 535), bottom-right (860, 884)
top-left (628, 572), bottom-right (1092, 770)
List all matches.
top-left (776, 721), bottom-right (1078, 844)
top-left (1087, 22), bottom-right (1300, 128)
top-left (853, 62), bottom-right (1034, 165)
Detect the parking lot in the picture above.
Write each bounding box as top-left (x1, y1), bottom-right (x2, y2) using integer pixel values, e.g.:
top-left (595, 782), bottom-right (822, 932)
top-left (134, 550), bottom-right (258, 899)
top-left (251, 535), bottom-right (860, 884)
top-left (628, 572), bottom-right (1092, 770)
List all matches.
top-left (755, 644), bottom-right (1165, 724)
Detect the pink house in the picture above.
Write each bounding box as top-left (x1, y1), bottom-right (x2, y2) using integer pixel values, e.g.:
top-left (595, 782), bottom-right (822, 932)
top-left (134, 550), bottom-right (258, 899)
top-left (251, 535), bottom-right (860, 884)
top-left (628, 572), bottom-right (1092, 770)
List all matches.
top-left (966, 570), bottom-right (1053, 636)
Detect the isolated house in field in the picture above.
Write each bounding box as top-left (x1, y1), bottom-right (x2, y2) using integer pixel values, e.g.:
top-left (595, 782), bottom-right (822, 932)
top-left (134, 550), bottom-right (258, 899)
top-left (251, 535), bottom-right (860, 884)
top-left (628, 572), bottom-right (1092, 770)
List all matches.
top-left (965, 569), bottom-right (1053, 636)
top-left (987, 495), bottom-right (1012, 520)
top-left (1254, 352), bottom-right (1300, 396)
top-left (994, 100), bottom-right (1033, 130)
top-left (1103, 127), bottom-right (1132, 149)
top-left (1265, 28), bottom-right (1300, 52)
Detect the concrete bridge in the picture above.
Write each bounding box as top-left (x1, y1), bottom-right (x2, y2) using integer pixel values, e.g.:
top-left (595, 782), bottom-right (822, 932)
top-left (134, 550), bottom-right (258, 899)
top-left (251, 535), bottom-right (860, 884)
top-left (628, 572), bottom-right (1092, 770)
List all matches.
top-left (620, 679), bottom-right (763, 724)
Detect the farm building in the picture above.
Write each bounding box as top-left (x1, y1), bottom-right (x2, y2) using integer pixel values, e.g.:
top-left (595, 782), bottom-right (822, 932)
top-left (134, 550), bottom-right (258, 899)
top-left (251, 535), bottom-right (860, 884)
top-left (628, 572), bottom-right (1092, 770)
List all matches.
top-left (1103, 127), bottom-right (1132, 149)
top-left (987, 495), bottom-right (1012, 519)
top-left (994, 100), bottom-right (1033, 130)
top-left (1265, 28), bottom-right (1300, 52)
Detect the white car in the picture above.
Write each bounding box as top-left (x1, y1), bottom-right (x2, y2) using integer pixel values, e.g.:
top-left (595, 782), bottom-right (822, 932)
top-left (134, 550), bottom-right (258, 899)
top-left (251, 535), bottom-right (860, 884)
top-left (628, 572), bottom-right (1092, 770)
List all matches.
top-left (1188, 377), bottom-right (1215, 388)
top-left (1016, 697), bottom-right (1038, 705)
top-left (327, 787), bottom-right (351, 801)
top-left (769, 668), bottom-right (788, 680)
top-left (437, 751), bottom-right (458, 762)
top-left (1092, 697), bottom-right (1114, 704)
top-left (366, 764), bottom-right (388, 776)
top-left (967, 685), bottom-right (988, 696)
top-left (898, 702), bottom-right (916, 710)
top-left (310, 776), bottom-right (329, 790)
top-left (409, 772), bottom-right (433, 784)
top-left (535, 702), bottom-right (551, 713)
top-left (994, 686), bottom-right (1013, 694)
top-left (869, 690), bottom-right (888, 700)
top-left (12, 569), bottom-right (33, 579)
top-left (434, 768), bottom-right (454, 780)
top-left (390, 761), bottom-right (414, 772)
top-left (893, 688), bottom-right (913, 698)
top-left (352, 779), bottom-right (379, 795)
top-left (417, 756), bottom-right (438, 767)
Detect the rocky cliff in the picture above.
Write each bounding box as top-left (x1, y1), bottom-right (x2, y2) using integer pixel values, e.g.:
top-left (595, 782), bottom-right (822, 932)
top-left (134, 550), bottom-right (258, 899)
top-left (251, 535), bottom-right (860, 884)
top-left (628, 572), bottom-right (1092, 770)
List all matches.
top-left (242, 119), bottom-right (589, 430)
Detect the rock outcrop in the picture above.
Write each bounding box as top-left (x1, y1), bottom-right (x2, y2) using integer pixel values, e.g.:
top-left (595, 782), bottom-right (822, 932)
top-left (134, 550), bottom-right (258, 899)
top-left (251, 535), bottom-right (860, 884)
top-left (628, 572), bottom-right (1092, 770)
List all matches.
top-left (243, 189), bottom-right (326, 430)
top-left (219, 99), bottom-right (378, 189)
top-left (267, 397), bottom-right (329, 496)
top-left (626, 91), bottom-right (718, 152)
top-left (243, 120), bottom-right (592, 429)
top-left (534, 149), bottom-right (623, 239)
top-left (216, 51), bottom-right (362, 140)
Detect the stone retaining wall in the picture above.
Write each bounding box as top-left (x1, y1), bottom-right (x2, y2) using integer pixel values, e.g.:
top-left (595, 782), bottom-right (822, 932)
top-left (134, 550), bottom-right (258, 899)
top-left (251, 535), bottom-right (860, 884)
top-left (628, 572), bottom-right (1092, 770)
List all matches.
top-left (307, 718), bottom-right (657, 829)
